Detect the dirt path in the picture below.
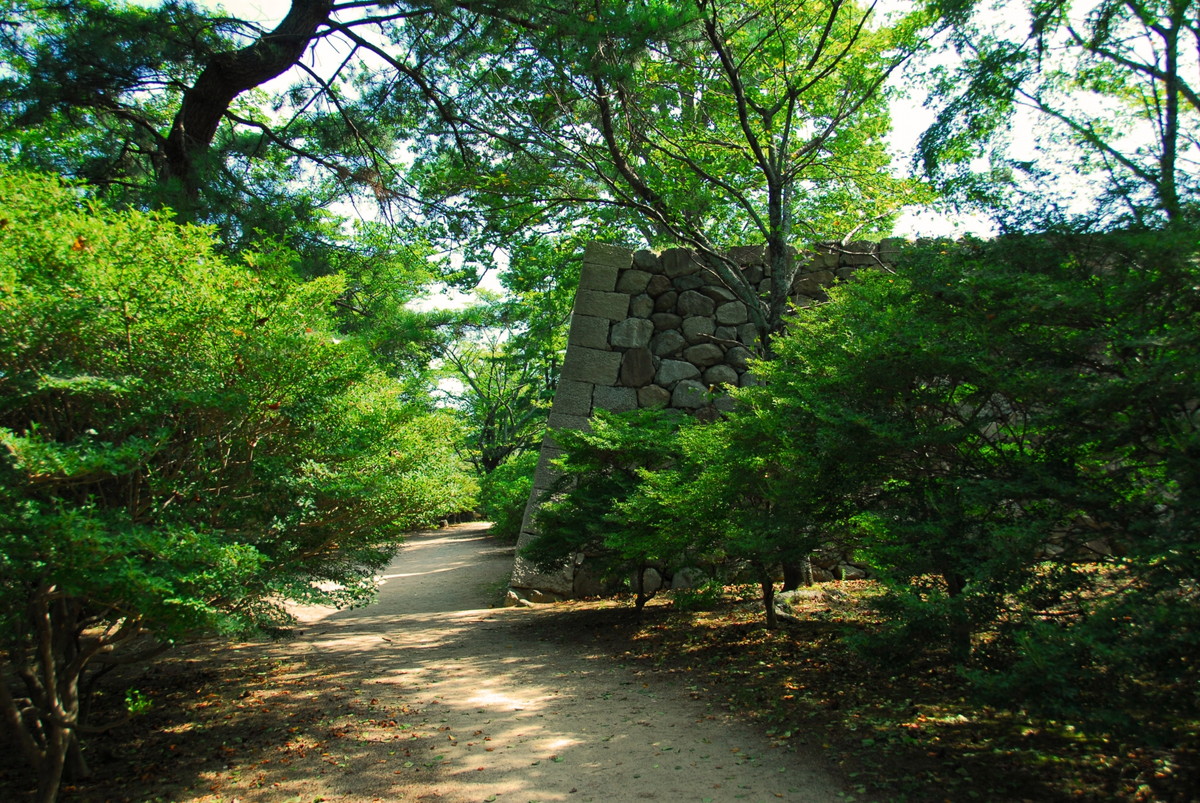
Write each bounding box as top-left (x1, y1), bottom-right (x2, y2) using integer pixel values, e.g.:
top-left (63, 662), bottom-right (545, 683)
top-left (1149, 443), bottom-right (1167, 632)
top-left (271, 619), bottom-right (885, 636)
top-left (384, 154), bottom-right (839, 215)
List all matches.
top-left (159, 523), bottom-right (847, 802)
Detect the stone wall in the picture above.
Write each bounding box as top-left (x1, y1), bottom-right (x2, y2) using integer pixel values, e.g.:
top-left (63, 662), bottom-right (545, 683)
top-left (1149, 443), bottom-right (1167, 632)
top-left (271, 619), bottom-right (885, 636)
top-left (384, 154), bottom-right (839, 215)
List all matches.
top-left (509, 240), bottom-right (902, 597)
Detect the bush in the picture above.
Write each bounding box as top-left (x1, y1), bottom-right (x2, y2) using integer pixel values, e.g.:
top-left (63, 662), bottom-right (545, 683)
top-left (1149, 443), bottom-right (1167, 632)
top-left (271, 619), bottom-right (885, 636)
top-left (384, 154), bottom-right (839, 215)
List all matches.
top-left (0, 170), bottom-right (470, 800)
top-left (745, 230), bottom-right (1200, 734)
top-left (524, 409), bottom-right (686, 609)
top-left (478, 449), bottom-right (539, 541)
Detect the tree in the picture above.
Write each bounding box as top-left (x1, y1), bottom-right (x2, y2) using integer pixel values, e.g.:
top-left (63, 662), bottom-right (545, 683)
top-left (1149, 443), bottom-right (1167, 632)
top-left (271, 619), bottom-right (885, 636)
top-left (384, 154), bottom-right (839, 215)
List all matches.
top-left (629, 415), bottom-right (833, 626)
top-left (742, 230), bottom-right (1200, 728)
top-left (414, 0), bottom-right (930, 343)
top-left (0, 0), bottom-right (545, 276)
top-left (438, 234), bottom-right (579, 474)
top-left (525, 409), bottom-right (688, 611)
top-left (0, 170), bottom-right (475, 801)
top-left (919, 0), bottom-right (1200, 227)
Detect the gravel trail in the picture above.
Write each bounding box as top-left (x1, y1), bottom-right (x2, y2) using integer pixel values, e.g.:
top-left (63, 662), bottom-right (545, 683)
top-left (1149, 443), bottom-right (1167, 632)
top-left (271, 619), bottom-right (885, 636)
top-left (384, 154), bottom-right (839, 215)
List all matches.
top-left (220, 523), bottom-right (848, 802)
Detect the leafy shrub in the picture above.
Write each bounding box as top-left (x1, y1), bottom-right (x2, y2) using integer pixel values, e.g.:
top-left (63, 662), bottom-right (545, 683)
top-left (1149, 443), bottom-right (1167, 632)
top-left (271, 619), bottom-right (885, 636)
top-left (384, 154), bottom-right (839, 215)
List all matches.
top-left (668, 579), bottom-right (726, 612)
top-left (478, 449), bottom-right (539, 541)
top-left (744, 229), bottom-right (1200, 734)
top-left (0, 170), bottom-right (470, 799)
top-left (524, 409), bottom-right (686, 609)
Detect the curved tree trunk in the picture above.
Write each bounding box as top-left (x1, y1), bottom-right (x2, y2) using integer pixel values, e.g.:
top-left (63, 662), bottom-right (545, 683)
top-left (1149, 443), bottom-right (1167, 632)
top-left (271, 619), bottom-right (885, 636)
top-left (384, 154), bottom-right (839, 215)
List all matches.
top-left (162, 0), bottom-right (334, 202)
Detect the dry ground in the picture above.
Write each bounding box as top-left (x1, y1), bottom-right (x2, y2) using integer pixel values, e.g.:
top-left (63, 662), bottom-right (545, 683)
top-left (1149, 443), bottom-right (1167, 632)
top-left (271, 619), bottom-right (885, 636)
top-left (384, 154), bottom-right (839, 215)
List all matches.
top-left (1, 523), bottom-right (847, 802)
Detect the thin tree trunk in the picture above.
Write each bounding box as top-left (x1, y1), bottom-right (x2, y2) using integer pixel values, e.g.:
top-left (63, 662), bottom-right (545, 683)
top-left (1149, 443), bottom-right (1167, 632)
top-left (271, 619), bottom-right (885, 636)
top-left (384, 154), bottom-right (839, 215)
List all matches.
top-left (635, 564), bottom-right (648, 613)
top-left (756, 562), bottom-right (778, 628)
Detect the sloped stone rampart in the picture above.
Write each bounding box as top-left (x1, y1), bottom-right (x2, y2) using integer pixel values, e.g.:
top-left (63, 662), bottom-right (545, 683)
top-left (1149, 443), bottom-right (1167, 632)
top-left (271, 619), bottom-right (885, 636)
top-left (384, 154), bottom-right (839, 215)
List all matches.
top-left (509, 240), bottom-right (901, 596)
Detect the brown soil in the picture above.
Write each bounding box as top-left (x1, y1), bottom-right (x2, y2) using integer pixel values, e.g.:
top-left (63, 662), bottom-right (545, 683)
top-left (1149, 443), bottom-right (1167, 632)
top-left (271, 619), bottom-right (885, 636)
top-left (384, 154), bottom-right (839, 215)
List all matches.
top-left (3, 523), bottom-right (848, 802)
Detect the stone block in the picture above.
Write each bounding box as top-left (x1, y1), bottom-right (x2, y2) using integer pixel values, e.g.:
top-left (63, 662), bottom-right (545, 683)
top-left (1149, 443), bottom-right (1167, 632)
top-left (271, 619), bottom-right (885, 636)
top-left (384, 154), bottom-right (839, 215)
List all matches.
top-left (672, 274), bottom-right (704, 292)
top-left (619, 347), bottom-right (656, 387)
top-left (681, 316), bottom-right (715, 343)
top-left (632, 249), bottom-right (661, 271)
top-left (703, 364), bottom-right (739, 387)
top-left (561, 346), bottom-right (623, 385)
top-left (877, 237), bottom-right (906, 262)
top-left (646, 274), bottom-right (672, 297)
top-left (742, 264), bottom-right (764, 285)
top-left (739, 371), bottom-right (758, 387)
top-left (727, 245), bottom-right (766, 265)
top-left (510, 542), bottom-right (574, 596)
top-left (651, 312), bottom-right (682, 331)
top-left (677, 290), bottom-right (715, 316)
top-left (573, 563), bottom-right (617, 597)
top-left (809, 269), bottom-right (836, 287)
top-left (811, 247), bottom-right (840, 269)
top-left (726, 345), bottom-right (752, 371)
top-left (738, 323), bottom-right (760, 346)
top-left (654, 290), bottom-right (678, 312)
top-left (533, 447), bottom-right (564, 490)
top-left (610, 317), bottom-right (654, 348)
top-left (671, 379), bottom-right (708, 408)
top-left (662, 247), bottom-right (701, 277)
top-left (651, 329), bottom-right (686, 357)
top-left (629, 293), bottom-right (654, 319)
top-left (593, 384), bottom-right (638, 413)
top-left (842, 240), bottom-right (877, 265)
top-left (616, 268), bottom-right (652, 294)
top-left (568, 314), bottom-right (611, 350)
top-left (637, 384), bottom-right (671, 409)
top-left (574, 289), bottom-right (630, 321)
top-left (552, 379), bottom-right (594, 417)
top-left (792, 276), bottom-right (830, 298)
top-left (579, 262), bottom-right (619, 292)
top-left (700, 283), bottom-right (737, 303)
top-left (547, 411), bottom-right (590, 433)
top-left (715, 325), bottom-right (738, 341)
top-left (635, 567), bottom-right (664, 594)
top-left (715, 300), bottom-right (749, 325)
top-left (655, 359), bottom-right (700, 387)
top-left (684, 343), bottom-right (724, 367)
top-left (583, 242), bottom-right (633, 271)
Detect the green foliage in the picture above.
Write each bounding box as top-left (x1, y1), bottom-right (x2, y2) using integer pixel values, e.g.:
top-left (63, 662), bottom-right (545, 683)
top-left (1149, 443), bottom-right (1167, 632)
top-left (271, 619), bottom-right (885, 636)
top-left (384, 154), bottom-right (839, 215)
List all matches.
top-left (630, 415), bottom-right (831, 625)
top-left (524, 409), bottom-right (686, 607)
top-left (478, 450), bottom-right (539, 542)
top-left (525, 407), bottom-right (828, 623)
top-left (742, 228), bottom-right (1200, 733)
top-left (667, 579), bottom-right (725, 612)
top-left (919, 0), bottom-right (1200, 226)
top-left (123, 689), bottom-right (151, 717)
top-left (413, 0), bottom-right (931, 338)
top-left (0, 169), bottom-right (473, 799)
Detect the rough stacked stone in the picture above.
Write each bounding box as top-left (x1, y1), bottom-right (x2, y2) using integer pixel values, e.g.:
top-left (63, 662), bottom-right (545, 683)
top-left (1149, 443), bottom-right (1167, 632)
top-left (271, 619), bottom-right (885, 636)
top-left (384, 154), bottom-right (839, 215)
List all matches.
top-left (510, 238), bottom-right (903, 597)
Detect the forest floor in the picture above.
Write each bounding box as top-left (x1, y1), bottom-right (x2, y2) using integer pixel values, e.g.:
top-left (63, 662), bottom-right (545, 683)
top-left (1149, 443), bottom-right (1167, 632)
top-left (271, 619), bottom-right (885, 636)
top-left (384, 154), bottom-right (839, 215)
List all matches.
top-left (2, 523), bottom-right (1195, 802)
top-left (3, 523), bottom-right (843, 802)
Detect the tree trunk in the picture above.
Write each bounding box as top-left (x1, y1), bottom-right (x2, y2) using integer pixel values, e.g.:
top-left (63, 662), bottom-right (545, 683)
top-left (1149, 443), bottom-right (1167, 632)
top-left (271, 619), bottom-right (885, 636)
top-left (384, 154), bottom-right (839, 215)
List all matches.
top-left (635, 564), bottom-right (648, 613)
top-left (944, 571), bottom-right (972, 661)
top-left (162, 0), bottom-right (333, 202)
top-left (756, 562), bottom-right (778, 629)
top-left (36, 727), bottom-right (69, 803)
top-left (781, 556), bottom-right (813, 591)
